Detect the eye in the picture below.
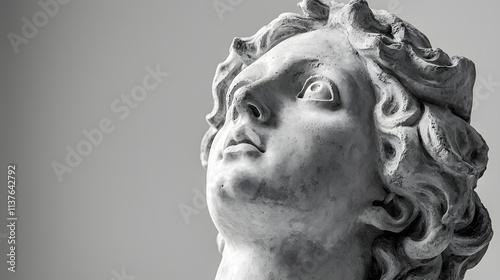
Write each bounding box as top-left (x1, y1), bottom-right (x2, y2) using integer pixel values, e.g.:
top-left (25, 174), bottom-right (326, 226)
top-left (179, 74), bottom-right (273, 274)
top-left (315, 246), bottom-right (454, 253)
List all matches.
top-left (297, 76), bottom-right (338, 102)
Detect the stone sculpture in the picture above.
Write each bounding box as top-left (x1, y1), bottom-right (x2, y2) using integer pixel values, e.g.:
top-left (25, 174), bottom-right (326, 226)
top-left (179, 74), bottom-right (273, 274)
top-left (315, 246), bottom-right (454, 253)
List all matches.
top-left (201, 0), bottom-right (493, 279)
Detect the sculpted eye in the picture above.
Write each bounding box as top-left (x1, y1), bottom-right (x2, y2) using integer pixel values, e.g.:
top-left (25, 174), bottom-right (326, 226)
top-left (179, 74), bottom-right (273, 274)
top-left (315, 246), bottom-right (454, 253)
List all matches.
top-left (297, 76), bottom-right (338, 102)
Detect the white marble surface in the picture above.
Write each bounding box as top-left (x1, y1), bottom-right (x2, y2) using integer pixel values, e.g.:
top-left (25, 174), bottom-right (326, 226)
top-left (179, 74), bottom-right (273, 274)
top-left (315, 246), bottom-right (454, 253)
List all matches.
top-left (203, 1), bottom-right (493, 279)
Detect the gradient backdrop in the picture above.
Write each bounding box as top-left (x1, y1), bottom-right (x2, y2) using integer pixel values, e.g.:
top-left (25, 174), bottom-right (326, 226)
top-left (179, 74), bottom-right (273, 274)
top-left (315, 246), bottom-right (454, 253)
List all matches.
top-left (0, 0), bottom-right (498, 279)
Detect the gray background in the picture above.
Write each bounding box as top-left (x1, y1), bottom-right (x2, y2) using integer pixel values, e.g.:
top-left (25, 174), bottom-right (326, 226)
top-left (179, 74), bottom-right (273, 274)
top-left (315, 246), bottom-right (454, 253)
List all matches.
top-left (0, 0), bottom-right (498, 279)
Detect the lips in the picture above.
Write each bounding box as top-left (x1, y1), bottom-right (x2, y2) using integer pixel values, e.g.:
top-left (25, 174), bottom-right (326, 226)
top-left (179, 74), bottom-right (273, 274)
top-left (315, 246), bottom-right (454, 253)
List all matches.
top-left (223, 126), bottom-right (265, 155)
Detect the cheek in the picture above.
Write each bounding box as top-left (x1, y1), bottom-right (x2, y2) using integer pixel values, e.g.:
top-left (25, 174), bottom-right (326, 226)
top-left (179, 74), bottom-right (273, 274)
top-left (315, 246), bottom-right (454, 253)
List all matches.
top-left (272, 119), bottom-right (352, 166)
top-left (262, 124), bottom-right (340, 197)
top-left (207, 128), bottom-right (228, 163)
top-left (279, 117), bottom-right (374, 180)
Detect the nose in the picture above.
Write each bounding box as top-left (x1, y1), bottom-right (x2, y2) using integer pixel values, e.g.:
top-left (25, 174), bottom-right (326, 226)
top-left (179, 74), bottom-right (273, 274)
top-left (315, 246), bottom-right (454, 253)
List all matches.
top-left (230, 87), bottom-right (271, 125)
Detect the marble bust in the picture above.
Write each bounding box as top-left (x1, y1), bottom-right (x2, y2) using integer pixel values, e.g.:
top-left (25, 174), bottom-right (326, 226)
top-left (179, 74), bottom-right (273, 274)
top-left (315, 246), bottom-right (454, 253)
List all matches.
top-left (200, 0), bottom-right (493, 279)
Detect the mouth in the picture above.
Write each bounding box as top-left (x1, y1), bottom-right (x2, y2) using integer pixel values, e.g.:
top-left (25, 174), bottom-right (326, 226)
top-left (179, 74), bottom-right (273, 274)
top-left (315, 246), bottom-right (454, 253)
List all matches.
top-left (223, 142), bottom-right (263, 156)
top-left (223, 127), bottom-right (266, 156)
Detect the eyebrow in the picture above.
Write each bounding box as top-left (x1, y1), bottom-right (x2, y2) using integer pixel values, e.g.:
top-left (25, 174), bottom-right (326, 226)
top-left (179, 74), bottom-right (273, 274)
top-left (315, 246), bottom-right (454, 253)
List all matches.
top-left (226, 79), bottom-right (252, 108)
top-left (286, 58), bottom-right (321, 79)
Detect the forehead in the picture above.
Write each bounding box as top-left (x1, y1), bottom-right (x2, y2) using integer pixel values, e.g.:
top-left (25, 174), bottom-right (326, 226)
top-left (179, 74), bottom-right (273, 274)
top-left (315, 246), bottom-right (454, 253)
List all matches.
top-left (230, 28), bottom-right (367, 91)
top-left (247, 28), bottom-right (362, 75)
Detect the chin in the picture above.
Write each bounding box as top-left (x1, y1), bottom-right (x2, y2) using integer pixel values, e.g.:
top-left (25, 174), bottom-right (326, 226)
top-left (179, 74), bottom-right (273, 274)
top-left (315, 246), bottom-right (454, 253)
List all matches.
top-left (208, 167), bottom-right (265, 202)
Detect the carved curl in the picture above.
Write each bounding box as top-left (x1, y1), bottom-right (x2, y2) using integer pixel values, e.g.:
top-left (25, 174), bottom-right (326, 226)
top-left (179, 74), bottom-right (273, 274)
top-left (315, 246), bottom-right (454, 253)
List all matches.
top-left (201, 1), bottom-right (493, 279)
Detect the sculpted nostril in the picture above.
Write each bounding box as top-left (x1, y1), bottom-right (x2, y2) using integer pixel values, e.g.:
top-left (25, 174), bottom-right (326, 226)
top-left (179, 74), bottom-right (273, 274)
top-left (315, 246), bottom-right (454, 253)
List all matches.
top-left (249, 104), bottom-right (261, 118)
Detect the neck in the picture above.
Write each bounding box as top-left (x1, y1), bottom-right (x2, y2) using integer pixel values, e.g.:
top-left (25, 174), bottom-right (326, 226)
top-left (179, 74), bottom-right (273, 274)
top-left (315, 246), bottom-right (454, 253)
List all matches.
top-left (214, 233), bottom-right (373, 280)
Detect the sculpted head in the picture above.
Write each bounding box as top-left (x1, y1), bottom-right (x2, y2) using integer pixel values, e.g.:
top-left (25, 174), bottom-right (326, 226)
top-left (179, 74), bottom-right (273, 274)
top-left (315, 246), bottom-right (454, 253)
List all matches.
top-left (201, 1), bottom-right (493, 279)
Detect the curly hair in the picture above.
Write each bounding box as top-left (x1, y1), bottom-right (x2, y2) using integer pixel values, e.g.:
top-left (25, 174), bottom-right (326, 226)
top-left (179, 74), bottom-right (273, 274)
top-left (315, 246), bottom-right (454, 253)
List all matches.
top-left (200, 1), bottom-right (493, 279)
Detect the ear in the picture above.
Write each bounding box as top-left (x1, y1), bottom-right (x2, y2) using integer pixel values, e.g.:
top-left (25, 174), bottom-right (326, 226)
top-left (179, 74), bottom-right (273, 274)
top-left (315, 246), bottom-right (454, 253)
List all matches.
top-left (360, 193), bottom-right (416, 233)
